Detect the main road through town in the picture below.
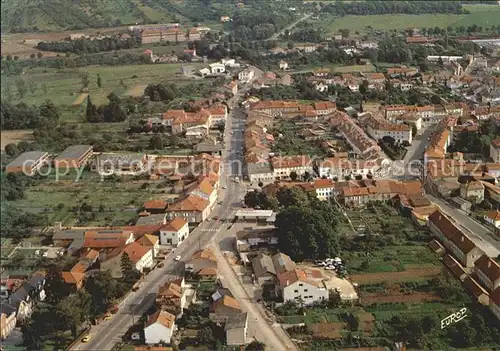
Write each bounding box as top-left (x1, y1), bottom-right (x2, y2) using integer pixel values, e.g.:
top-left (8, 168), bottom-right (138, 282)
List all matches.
top-left (73, 71), bottom-right (293, 350)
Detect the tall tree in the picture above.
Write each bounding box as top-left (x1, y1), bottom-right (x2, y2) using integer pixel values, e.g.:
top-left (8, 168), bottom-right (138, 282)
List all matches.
top-left (121, 253), bottom-right (134, 278)
top-left (97, 73), bottom-right (102, 88)
top-left (44, 265), bottom-right (71, 303)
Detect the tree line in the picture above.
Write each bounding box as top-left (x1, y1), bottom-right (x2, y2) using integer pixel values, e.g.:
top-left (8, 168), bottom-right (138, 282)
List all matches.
top-left (245, 187), bottom-right (341, 260)
top-left (86, 93), bottom-right (128, 123)
top-left (22, 257), bottom-right (140, 349)
top-left (323, 1), bottom-right (463, 16)
top-left (37, 36), bottom-right (140, 54)
top-left (230, 8), bottom-right (296, 41)
top-left (1, 100), bottom-right (60, 130)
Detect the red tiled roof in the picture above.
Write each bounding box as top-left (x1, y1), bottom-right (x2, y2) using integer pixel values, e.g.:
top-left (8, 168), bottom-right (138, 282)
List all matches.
top-left (429, 211), bottom-right (478, 255)
top-left (160, 218), bottom-right (188, 232)
top-left (475, 255), bottom-right (500, 284)
top-left (145, 310), bottom-right (175, 329)
top-left (143, 200), bottom-right (168, 211)
top-left (122, 242), bottom-right (151, 263)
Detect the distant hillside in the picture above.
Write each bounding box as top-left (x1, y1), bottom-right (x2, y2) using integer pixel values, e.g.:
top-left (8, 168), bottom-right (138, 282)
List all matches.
top-left (0, 0), bottom-right (177, 33)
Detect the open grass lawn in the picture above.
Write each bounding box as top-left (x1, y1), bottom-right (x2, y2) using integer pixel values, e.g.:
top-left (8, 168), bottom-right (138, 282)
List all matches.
top-left (316, 4), bottom-right (500, 35)
top-left (10, 170), bottom-right (161, 226)
top-left (2, 62), bottom-right (205, 107)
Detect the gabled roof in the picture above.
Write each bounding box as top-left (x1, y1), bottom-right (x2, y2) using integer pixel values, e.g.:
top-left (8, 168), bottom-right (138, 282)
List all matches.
top-left (138, 234), bottom-right (159, 247)
top-left (277, 268), bottom-right (319, 288)
top-left (158, 280), bottom-right (182, 299)
top-left (143, 200), bottom-right (168, 211)
top-left (251, 253), bottom-right (276, 277)
top-left (485, 210), bottom-right (500, 221)
top-left (122, 242), bottom-right (151, 263)
top-left (212, 295), bottom-right (241, 311)
top-left (61, 271), bottom-right (85, 285)
top-left (475, 255), bottom-right (500, 283)
top-left (160, 218), bottom-right (188, 232)
top-left (464, 276), bottom-right (489, 299)
top-left (145, 310), bottom-right (175, 329)
top-left (190, 248), bottom-right (217, 263)
top-left (167, 194), bottom-right (209, 212)
top-left (428, 211), bottom-right (478, 255)
top-left (272, 253), bottom-right (296, 274)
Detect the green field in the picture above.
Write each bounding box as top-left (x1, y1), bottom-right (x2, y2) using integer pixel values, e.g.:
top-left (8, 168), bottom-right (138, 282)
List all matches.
top-left (9, 169), bottom-right (161, 227)
top-left (1, 63), bottom-right (206, 106)
top-left (0, 0), bottom-right (175, 32)
top-left (316, 4), bottom-right (500, 35)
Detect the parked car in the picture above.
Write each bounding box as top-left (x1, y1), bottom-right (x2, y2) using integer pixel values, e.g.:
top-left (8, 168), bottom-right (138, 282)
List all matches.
top-left (174, 255), bottom-right (181, 261)
top-left (81, 334), bottom-right (92, 343)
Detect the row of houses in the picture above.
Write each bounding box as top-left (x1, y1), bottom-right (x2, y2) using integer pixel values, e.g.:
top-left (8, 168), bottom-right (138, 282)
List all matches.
top-left (381, 103), bottom-right (465, 124)
top-left (358, 112), bottom-right (413, 145)
top-left (140, 27), bottom-right (206, 44)
top-left (1, 274), bottom-right (46, 340)
top-left (328, 110), bottom-right (383, 160)
top-left (260, 178), bottom-right (424, 209)
top-left (148, 104), bottom-right (229, 137)
top-left (428, 210), bottom-right (500, 321)
top-left (144, 247), bottom-right (247, 346)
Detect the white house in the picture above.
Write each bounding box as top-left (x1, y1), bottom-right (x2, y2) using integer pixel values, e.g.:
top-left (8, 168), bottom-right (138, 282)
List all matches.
top-left (209, 63), bottom-right (226, 74)
top-left (207, 105), bottom-right (228, 126)
top-left (490, 139), bottom-right (500, 163)
top-left (279, 60), bottom-right (288, 70)
top-left (318, 157), bottom-right (379, 180)
top-left (313, 178), bottom-right (335, 201)
top-left (144, 310), bottom-right (176, 344)
top-left (271, 155), bottom-right (313, 180)
top-left (474, 255), bottom-right (500, 292)
top-left (238, 68), bottom-right (255, 83)
top-left (484, 210), bottom-right (500, 229)
top-left (123, 242), bottom-right (154, 272)
top-left (160, 218), bottom-right (190, 246)
top-left (315, 82), bottom-right (328, 92)
top-left (276, 269), bottom-right (328, 305)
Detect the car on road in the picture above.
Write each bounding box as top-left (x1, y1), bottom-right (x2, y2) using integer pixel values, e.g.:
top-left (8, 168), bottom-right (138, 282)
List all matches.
top-left (174, 255), bottom-right (181, 261)
top-left (222, 185), bottom-right (227, 189)
top-left (103, 313), bottom-right (113, 321)
top-left (158, 262), bottom-right (164, 268)
top-left (81, 334), bottom-right (92, 343)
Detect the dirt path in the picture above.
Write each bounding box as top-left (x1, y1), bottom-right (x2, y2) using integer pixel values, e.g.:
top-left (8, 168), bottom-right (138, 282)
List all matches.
top-left (360, 292), bottom-right (441, 305)
top-left (350, 267), bottom-right (442, 285)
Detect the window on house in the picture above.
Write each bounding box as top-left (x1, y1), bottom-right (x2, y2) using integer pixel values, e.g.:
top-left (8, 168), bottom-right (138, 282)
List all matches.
top-left (298, 283), bottom-right (303, 287)
top-left (294, 289), bottom-right (298, 293)
top-left (304, 289), bottom-right (308, 292)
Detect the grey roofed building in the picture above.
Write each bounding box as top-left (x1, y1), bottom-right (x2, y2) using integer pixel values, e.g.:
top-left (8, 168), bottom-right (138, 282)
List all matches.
top-left (211, 288), bottom-right (233, 302)
top-left (54, 145), bottom-right (93, 161)
top-left (225, 312), bottom-right (248, 330)
top-left (195, 141), bottom-right (223, 155)
top-left (136, 213), bottom-right (167, 225)
top-left (8, 275), bottom-right (45, 311)
top-left (272, 252), bottom-right (296, 274)
top-left (53, 229), bottom-right (87, 241)
top-left (251, 253), bottom-right (276, 277)
top-left (246, 162), bottom-right (273, 175)
top-left (5, 151), bottom-right (48, 169)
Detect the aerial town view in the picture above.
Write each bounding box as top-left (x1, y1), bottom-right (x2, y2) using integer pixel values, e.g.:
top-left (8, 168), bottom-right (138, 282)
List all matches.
top-left (1, 0), bottom-right (500, 350)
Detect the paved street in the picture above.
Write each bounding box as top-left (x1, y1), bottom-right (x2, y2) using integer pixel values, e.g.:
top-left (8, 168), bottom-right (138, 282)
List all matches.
top-left (72, 70), bottom-right (295, 350)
